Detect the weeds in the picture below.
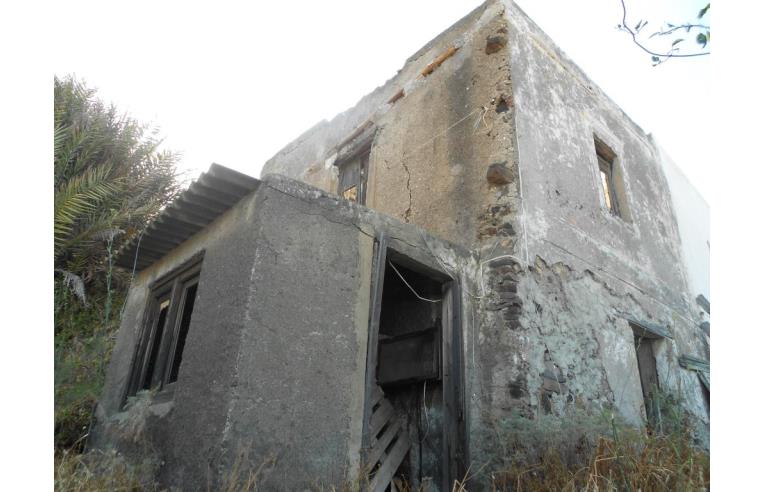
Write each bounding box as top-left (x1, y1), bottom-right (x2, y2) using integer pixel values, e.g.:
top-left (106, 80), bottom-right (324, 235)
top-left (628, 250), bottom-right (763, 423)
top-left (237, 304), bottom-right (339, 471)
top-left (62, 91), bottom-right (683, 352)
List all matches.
top-left (55, 449), bottom-right (159, 492)
top-left (488, 401), bottom-right (709, 491)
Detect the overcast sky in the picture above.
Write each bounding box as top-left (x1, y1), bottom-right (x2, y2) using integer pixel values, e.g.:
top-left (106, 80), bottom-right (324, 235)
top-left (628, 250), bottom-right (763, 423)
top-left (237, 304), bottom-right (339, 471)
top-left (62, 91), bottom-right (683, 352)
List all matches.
top-left (51, 0), bottom-right (711, 200)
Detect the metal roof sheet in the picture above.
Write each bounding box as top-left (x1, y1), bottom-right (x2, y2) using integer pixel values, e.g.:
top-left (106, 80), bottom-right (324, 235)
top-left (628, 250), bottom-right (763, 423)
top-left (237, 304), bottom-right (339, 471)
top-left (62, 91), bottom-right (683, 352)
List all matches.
top-left (114, 163), bottom-right (260, 271)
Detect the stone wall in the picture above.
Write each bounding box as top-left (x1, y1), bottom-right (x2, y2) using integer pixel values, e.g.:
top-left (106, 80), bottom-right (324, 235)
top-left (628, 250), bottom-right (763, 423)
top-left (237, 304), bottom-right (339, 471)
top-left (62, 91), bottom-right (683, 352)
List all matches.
top-left (259, 0), bottom-right (710, 477)
top-left (263, 0), bottom-right (520, 252)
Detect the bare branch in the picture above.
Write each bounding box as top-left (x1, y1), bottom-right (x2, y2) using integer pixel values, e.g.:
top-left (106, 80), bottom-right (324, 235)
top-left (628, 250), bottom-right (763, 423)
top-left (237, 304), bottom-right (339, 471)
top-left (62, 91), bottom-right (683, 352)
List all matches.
top-left (618, 0), bottom-right (709, 64)
top-left (649, 24), bottom-right (709, 39)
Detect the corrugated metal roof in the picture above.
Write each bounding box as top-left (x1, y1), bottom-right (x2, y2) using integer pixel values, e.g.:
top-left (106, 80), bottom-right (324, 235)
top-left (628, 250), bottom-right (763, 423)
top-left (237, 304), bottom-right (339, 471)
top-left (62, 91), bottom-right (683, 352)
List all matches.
top-left (115, 163), bottom-right (260, 271)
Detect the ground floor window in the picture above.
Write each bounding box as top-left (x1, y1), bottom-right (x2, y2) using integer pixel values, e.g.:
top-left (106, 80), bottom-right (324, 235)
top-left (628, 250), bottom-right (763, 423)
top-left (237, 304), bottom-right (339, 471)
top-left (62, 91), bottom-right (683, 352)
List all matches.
top-left (125, 256), bottom-right (203, 400)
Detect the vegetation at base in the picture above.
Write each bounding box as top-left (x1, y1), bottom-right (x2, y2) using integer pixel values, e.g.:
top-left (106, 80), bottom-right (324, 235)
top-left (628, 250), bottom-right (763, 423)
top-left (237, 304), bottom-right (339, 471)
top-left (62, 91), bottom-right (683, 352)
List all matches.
top-left (54, 75), bottom-right (181, 453)
top-left (488, 397), bottom-right (709, 491)
top-left (55, 450), bottom-right (159, 492)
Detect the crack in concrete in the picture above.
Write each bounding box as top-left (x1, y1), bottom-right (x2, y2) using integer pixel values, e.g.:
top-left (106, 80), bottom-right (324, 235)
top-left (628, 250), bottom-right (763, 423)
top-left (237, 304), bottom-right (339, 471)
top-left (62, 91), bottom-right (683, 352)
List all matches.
top-left (263, 182), bottom-right (375, 239)
top-left (401, 157), bottom-right (413, 223)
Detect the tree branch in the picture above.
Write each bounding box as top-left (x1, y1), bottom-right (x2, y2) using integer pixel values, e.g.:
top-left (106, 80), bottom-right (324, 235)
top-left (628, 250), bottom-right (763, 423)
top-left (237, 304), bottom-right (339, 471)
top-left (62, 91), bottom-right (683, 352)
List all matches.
top-left (618, 0), bottom-right (709, 63)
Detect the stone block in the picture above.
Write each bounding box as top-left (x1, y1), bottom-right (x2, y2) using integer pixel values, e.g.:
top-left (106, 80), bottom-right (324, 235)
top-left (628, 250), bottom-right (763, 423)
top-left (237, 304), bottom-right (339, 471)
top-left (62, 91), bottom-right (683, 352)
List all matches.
top-left (485, 35), bottom-right (507, 54)
top-left (486, 162), bottom-right (513, 185)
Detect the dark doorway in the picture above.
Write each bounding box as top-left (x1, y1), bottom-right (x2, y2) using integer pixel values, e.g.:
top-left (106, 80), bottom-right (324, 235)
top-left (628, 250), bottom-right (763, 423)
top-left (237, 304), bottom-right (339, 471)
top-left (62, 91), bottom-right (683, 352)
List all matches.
top-left (633, 334), bottom-right (660, 427)
top-left (363, 238), bottom-right (466, 492)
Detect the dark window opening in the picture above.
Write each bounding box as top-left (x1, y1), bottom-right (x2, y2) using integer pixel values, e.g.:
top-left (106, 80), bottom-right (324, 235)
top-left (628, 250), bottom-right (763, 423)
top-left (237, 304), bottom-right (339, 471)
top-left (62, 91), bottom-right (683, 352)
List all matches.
top-left (337, 147), bottom-right (370, 205)
top-left (142, 298), bottom-right (170, 390)
top-left (125, 257), bottom-right (203, 401)
top-left (631, 321), bottom-right (663, 428)
top-left (169, 281), bottom-right (198, 383)
top-left (595, 138), bottom-right (620, 216)
top-left (594, 137), bottom-right (631, 221)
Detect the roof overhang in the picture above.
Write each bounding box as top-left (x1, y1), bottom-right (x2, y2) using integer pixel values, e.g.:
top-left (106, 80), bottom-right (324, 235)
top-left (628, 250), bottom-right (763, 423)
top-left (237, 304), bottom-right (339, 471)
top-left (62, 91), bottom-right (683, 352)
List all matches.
top-left (625, 317), bottom-right (673, 340)
top-left (114, 164), bottom-right (260, 272)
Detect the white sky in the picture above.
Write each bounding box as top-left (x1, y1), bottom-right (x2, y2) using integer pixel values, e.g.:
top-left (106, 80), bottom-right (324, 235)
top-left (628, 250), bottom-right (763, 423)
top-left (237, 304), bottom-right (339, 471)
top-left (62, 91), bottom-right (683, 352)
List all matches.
top-left (51, 0), bottom-right (710, 198)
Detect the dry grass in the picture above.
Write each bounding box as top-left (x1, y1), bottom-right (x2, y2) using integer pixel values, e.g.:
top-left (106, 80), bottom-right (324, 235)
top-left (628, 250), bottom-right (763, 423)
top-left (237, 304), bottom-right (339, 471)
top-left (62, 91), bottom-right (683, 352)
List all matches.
top-left (55, 450), bottom-right (158, 492)
top-left (489, 421), bottom-right (709, 491)
top-left (217, 449), bottom-right (276, 492)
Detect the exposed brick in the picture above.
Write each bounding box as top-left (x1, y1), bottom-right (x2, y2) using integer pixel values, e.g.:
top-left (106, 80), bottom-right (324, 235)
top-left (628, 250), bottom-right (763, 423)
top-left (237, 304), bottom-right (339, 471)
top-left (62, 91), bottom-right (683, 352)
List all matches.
top-left (498, 283), bottom-right (518, 293)
top-left (486, 162), bottom-right (513, 185)
top-left (485, 35), bottom-right (507, 54)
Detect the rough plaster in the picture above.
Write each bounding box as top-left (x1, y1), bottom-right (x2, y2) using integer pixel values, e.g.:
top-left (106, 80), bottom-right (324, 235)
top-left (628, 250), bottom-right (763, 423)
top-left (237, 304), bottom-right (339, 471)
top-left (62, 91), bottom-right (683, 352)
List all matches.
top-left (95, 0), bottom-right (710, 487)
top-left (93, 175), bottom-right (474, 490)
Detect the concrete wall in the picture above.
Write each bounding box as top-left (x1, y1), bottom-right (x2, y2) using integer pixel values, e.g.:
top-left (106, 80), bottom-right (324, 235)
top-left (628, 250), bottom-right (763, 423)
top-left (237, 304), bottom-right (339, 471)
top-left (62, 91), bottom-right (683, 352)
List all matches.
top-left (93, 0), bottom-right (711, 487)
top-left (258, 0), bottom-right (711, 477)
top-left (655, 141), bottom-right (710, 307)
top-left (94, 185), bottom-right (263, 490)
top-left (504, 1), bottom-right (690, 315)
top-left (93, 175), bottom-right (473, 490)
top-left (263, 0), bottom-right (520, 252)
top-left (459, 2), bottom-right (711, 463)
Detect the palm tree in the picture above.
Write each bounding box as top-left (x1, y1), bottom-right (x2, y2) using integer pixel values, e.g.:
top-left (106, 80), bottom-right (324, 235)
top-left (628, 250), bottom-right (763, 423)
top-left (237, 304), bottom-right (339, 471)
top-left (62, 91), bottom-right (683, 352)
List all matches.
top-left (54, 75), bottom-right (181, 307)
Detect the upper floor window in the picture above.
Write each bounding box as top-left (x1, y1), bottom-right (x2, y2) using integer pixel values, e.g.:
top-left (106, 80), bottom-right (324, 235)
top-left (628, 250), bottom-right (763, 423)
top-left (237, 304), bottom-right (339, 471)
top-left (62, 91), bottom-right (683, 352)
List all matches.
top-left (125, 256), bottom-right (203, 399)
top-left (337, 146), bottom-right (370, 205)
top-left (594, 137), bottom-right (631, 221)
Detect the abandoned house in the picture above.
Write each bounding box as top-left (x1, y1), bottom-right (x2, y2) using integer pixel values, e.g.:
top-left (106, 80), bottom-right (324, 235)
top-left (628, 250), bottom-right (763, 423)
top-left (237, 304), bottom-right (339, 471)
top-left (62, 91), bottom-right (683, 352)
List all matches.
top-left (92, 1), bottom-right (710, 490)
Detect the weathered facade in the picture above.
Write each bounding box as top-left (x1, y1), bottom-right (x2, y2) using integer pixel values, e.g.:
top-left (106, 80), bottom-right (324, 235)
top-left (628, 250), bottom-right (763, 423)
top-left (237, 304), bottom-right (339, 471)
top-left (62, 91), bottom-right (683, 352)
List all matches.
top-left (94, 1), bottom-right (709, 490)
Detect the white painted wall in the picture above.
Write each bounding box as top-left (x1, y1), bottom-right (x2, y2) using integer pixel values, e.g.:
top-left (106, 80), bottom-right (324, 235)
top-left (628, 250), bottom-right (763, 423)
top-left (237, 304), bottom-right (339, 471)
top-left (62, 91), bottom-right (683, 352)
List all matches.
top-left (655, 140), bottom-right (710, 305)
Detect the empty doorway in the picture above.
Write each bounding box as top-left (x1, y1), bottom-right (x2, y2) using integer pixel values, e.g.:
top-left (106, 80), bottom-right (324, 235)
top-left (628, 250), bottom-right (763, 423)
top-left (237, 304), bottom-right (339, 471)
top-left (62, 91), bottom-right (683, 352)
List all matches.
top-left (362, 238), bottom-right (466, 491)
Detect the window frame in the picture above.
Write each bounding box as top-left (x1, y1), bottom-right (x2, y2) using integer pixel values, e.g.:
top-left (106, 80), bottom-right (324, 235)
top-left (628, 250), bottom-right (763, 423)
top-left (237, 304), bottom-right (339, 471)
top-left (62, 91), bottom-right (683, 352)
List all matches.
top-left (598, 154), bottom-right (620, 217)
top-left (124, 255), bottom-right (204, 402)
top-left (628, 319), bottom-right (669, 428)
top-left (336, 143), bottom-right (371, 205)
top-left (594, 137), bottom-right (622, 218)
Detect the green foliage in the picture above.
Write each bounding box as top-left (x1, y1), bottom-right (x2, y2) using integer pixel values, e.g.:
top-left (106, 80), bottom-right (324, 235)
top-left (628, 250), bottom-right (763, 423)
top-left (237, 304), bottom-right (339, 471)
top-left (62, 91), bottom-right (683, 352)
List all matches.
top-left (54, 74), bottom-right (181, 298)
top-left (54, 74), bottom-right (182, 454)
top-left (54, 286), bottom-right (123, 450)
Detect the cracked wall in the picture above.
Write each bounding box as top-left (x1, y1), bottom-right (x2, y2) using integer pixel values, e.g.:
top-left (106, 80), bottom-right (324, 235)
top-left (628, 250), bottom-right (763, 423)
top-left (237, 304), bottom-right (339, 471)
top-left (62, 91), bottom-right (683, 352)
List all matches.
top-left (263, 0), bottom-right (520, 252)
top-left (466, 254), bottom-right (710, 472)
top-left (92, 175), bottom-right (474, 491)
top-left (95, 0), bottom-right (710, 487)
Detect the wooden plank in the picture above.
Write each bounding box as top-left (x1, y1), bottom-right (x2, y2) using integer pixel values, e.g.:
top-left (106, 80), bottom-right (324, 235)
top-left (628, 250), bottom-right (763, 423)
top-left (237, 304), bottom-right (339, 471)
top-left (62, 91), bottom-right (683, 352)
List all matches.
top-left (366, 418), bottom-right (403, 470)
top-left (369, 431), bottom-right (411, 492)
top-left (377, 328), bottom-right (438, 385)
top-left (678, 355), bottom-right (710, 373)
top-left (451, 280), bottom-right (469, 478)
top-left (369, 400), bottom-right (394, 440)
top-left (362, 235), bottom-right (388, 452)
top-left (370, 385), bottom-right (384, 407)
top-left (441, 286), bottom-right (454, 491)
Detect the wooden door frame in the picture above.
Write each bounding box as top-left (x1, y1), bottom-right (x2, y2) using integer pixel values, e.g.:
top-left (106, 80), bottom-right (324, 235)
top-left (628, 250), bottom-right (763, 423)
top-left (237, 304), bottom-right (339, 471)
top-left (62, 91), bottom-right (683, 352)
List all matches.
top-left (361, 234), bottom-right (468, 489)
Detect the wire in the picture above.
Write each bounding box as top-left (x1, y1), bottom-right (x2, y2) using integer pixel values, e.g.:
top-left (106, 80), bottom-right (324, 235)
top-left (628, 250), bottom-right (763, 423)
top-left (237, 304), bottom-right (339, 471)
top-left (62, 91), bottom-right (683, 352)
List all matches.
top-left (118, 230), bottom-right (145, 320)
top-left (388, 260), bottom-right (441, 303)
top-left (420, 379), bottom-right (430, 443)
